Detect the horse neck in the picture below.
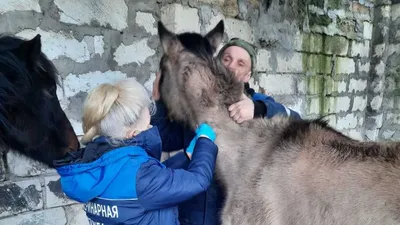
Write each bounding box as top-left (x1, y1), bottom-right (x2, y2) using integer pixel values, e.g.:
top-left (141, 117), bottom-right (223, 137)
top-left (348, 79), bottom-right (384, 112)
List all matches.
top-left (197, 107), bottom-right (244, 163)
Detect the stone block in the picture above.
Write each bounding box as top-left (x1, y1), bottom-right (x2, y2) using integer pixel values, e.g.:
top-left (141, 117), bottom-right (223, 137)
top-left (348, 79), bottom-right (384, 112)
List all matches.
top-left (0, 0), bottom-right (41, 14)
top-left (349, 79), bottom-right (368, 93)
top-left (359, 62), bottom-right (370, 73)
top-left (350, 1), bottom-right (371, 21)
top-left (347, 129), bottom-right (364, 141)
top-left (0, 179), bottom-right (43, 218)
top-left (336, 57), bottom-right (355, 74)
top-left (45, 175), bottom-right (77, 208)
top-left (382, 130), bottom-right (396, 140)
top-left (336, 114), bottom-right (358, 130)
top-left (365, 129), bottom-right (380, 141)
top-left (54, 0), bottom-right (128, 30)
top-left (65, 204), bottom-right (90, 225)
top-left (363, 22), bottom-right (373, 40)
top-left (136, 12), bottom-right (157, 36)
top-left (113, 39), bottom-right (155, 66)
top-left (374, 60), bottom-right (386, 76)
top-left (370, 95), bottom-right (383, 111)
top-left (200, 7), bottom-right (225, 34)
top-left (258, 74), bottom-right (296, 95)
top-left (306, 76), bottom-right (324, 95)
top-left (256, 49), bottom-right (272, 72)
top-left (222, 0), bottom-right (239, 17)
top-left (324, 35), bottom-right (349, 56)
top-left (351, 41), bottom-right (370, 58)
top-left (276, 53), bottom-right (304, 73)
top-left (374, 43), bottom-right (385, 57)
top-left (337, 18), bottom-right (357, 39)
top-left (0, 207), bottom-right (66, 225)
top-left (302, 33), bottom-right (324, 53)
top-left (303, 54), bottom-right (332, 74)
top-left (307, 97), bottom-right (323, 115)
top-left (297, 77), bottom-right (306, 95)
top-left (386, 113), bottom-right (400, 125)
top-left (328, 96), bottom-right (351, 113)
top-left (84, 36), bottom-right (105, 58)
top-left (16, 28), bottom-right (91, 63)
top-left (161, 4), bottom-right (200, 33)
top-left (352, 95), bottom-right (368, 111)
top-left (63, 71), bottom-right (128, 99)
top-left (7, 151), bottom-right (54, 177)
top-left (225, 18), bottom-right (254, 43)
top-left (325, 77), bottom-right (348, 95)
top-left (367, 114), bottom-right (384, 129)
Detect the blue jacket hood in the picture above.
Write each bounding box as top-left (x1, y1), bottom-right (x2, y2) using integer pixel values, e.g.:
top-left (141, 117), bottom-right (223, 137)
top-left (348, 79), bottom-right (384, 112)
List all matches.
top-left (54, 126), bottom-right (162, 203)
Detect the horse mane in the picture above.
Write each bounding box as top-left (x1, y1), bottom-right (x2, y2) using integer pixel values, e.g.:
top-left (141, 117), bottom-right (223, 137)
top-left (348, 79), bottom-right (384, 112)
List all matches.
top-left (277, 116), bottom-right (400, 164)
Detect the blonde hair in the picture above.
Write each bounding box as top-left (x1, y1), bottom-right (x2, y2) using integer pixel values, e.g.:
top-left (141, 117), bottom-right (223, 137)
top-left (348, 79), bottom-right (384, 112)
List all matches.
top-left (81, 78), bottom-right (152, 144)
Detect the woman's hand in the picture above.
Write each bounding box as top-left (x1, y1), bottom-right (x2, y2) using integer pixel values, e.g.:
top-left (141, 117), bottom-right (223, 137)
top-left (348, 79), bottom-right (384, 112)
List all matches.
top-left (185, 123), bottom-right (216, 159)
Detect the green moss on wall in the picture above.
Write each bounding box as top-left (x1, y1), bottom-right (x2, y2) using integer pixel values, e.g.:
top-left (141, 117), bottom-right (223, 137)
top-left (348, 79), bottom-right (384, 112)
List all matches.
top-left (324, 35), bottom-right (348, 55)
top-left (302, 54), bottom-right (332, 74)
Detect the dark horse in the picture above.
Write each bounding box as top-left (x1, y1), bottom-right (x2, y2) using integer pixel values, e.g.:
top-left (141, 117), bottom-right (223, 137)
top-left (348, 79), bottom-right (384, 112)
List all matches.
top-left (0, 34), bottom-right (79, 168)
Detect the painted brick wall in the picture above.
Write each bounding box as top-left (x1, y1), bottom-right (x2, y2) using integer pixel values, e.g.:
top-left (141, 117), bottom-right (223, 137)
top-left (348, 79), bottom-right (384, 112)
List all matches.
top-left (0, 0), bottom-right (399, 224)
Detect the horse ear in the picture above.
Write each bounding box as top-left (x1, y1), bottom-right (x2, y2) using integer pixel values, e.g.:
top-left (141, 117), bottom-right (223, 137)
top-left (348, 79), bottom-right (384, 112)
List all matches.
top-left (205, 20), bottom-right (224, 52)
top-left (13, 34), bottom-right (42, 63)
top-left (157, 21), bottom-right (182, 56)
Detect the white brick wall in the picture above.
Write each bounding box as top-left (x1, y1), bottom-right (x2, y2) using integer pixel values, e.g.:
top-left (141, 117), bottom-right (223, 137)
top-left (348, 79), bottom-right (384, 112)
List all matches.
top-left (0, 208), bottom-right (67, 225)
top-left (258, 74), bottom-right (296, 95)
top-left (54, 0), bottom-right (128, 30)
top-left (136, 12), bottom-right (157, 35)
top-left (0, 0), bottom-right (41, 14)
top-left (349, 79), bottom-right (368, 93)
top-left (336, 57), bottom-right (356, 74)
top-left (225, 18), bottom-right (254, 43)
top-left (114, 39), bottom-right (155, 66)
top-left (352, 95), bottom-right (368, 111)
top-left (276, 53), bottom-right (303, 73)
top-left (16, 28), bottom-right (93, 63)
top-left (161, 4), bottom-right (200, 33)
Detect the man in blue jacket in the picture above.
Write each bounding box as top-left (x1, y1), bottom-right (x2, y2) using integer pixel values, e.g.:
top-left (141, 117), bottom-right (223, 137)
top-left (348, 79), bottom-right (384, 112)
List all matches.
top-left (151, 38), bottom-right (302, 225)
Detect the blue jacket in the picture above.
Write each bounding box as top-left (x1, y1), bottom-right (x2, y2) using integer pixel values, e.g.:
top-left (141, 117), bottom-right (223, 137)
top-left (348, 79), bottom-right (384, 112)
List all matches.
top-left (54, 126), bottom-right (218, 225)
top-left (152, 91), bottom-right (302, 225)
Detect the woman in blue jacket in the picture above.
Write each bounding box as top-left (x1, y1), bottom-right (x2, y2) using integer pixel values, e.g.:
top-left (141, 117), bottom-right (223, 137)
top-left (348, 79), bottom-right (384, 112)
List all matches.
top-left (54, 78), bottom-right (218, 225)
top-left (151, 38), bottom-right (302, 225)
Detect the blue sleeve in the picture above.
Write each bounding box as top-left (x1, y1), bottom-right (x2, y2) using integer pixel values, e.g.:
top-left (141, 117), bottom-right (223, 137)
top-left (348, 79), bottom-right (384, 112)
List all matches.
top-left (151, 100), bottom-right (195, 152)
top-left (162, 151), bottom-right (190, 170)
top-left (136, 137), bottom-right (218, 210)
top-left (252, 93), bottom-right (301, 120)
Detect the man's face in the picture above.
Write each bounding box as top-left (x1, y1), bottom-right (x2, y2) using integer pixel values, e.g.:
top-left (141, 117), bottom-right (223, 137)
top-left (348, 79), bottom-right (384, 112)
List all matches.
top-left (221, 46), bottom-right (252, 83)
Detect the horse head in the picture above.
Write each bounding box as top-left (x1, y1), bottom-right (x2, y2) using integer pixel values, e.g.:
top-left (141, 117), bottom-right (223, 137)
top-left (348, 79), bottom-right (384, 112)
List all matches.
top-left (157, 20), bottom-right (243, 129)
top-left (0, 34), bottom-right (79, 168)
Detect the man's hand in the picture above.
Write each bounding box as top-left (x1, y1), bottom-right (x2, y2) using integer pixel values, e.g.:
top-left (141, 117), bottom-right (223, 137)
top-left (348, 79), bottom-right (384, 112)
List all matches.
top-left (228, 93), bottom-right (254, 124)
top-left (152, 71), bottom-right (161, 100)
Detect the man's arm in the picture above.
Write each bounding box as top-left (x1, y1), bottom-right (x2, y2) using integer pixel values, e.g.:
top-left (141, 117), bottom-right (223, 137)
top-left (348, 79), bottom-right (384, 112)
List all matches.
top-left (252, 93), bottom-right (301, 120)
